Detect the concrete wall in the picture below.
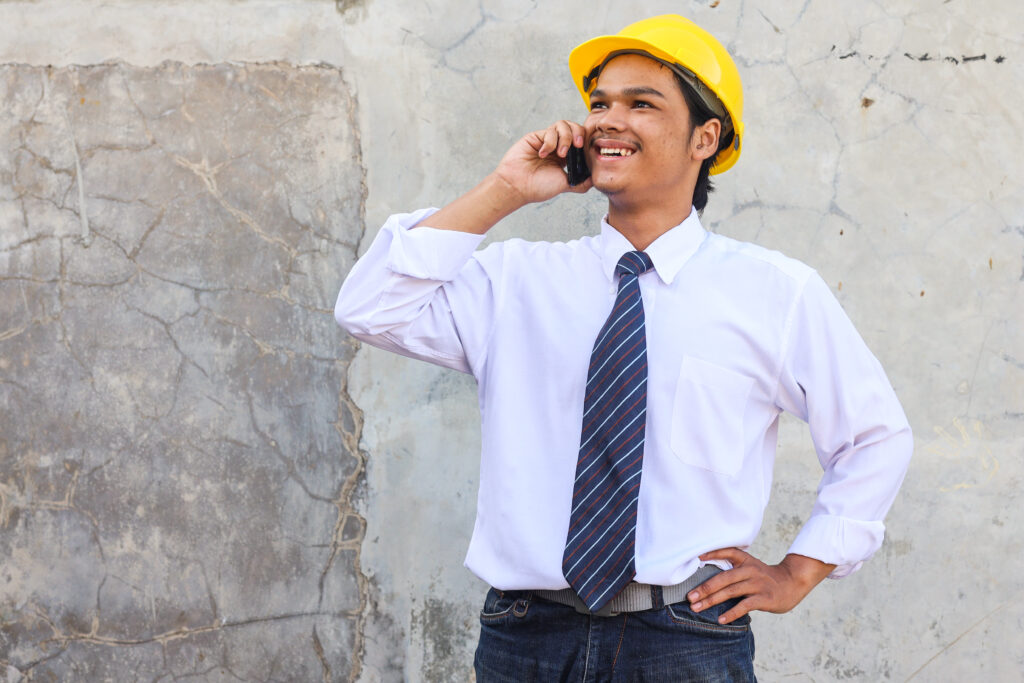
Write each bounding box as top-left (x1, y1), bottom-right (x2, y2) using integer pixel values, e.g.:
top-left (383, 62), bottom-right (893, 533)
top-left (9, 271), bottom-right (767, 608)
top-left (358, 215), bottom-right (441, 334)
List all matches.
top-left (1, 1), bottom-right (1021, 681)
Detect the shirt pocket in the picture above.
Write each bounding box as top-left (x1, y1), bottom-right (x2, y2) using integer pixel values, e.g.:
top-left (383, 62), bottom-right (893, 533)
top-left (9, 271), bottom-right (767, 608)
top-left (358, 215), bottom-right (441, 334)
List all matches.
top-left (669, 356), bottom-right (754, 477)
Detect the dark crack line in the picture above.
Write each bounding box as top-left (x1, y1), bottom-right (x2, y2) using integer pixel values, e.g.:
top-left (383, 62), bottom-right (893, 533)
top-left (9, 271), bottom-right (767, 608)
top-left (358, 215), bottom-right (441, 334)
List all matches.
top-left (5, 645), bottom-right (70, 678)
top-left (243, 393), bottom-right (336, 505)
top-left (0, 232), bottom-right (59, 254)
top-left (127, 303), bottom-right (210, 380)
top-left (284, 191), bottom-right (359, 250)
top-left (134, 264), bottom-right (334, 317)
top-left (904, 596), bottom-right (1016, 681)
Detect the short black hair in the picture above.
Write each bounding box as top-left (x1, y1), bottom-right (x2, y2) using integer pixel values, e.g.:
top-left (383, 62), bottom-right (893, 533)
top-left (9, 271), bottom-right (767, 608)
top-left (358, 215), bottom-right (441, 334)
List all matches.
top-left (672, 71), bottom-right (734, 212)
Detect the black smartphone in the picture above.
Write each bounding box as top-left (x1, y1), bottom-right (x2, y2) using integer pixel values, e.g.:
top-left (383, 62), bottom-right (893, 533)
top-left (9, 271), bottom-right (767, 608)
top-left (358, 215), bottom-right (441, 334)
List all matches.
top-left (566, 145), bottom-right (591, 186)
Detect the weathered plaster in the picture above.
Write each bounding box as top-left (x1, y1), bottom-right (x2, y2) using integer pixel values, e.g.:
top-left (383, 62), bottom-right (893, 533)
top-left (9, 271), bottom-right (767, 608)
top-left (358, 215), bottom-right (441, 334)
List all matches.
top-left (0, 62), bottom-right (370, 680)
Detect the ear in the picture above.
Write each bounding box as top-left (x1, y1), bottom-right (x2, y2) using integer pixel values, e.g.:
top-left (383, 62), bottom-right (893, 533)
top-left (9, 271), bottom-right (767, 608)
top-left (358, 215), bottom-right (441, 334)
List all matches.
top-left (690, 119), bottom-right (722, 162)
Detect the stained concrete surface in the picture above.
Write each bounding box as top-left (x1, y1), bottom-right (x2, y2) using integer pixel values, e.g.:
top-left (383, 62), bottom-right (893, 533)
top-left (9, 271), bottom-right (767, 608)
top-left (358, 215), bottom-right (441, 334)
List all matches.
top-left (1, 1), bottom-right (1023, 681)
top-left (0, 63), bottom-right (368, 679)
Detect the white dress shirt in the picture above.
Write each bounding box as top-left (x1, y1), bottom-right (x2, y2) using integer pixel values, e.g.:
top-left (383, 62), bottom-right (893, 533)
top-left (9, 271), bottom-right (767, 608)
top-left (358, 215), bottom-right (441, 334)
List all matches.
top-left (335, 207), bottom-right (913, 590)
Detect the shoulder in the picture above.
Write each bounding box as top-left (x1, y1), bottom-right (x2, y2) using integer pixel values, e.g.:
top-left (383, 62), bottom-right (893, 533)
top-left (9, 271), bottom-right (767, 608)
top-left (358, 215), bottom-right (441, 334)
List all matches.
top-left (700, 231), bottom-right (815, 287)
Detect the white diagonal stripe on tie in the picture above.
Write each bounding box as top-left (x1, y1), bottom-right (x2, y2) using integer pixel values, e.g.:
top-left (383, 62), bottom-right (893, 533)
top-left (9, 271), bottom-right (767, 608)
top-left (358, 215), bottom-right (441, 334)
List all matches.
top-left (565, 487), bottom-right (641, 564)
top-left (590, 296), bottom-right (642, 355)
top-left (570, 524), bottom-right (637, 592)
top-left (586, 325), bottom-right (645, 388)
top-left (581, 353), bottom-right (645, 420)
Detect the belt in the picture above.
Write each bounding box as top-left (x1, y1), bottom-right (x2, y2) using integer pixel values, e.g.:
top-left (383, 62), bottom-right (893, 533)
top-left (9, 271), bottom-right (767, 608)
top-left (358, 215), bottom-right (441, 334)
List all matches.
top-left (534, 565), bottom-right (721, 617)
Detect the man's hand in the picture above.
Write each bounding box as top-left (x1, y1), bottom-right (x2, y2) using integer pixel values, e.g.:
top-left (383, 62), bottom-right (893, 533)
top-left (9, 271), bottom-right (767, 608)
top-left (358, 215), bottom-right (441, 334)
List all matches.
top-left (493, 120), bottom-right (593, 206)
top-left (415, 121), bottom-right (591, 235)
top-left (686, 549), bottom-right (836, 625)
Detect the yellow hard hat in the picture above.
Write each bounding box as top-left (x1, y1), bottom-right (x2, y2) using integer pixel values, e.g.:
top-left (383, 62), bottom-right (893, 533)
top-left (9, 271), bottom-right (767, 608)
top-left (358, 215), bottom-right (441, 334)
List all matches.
top-left (569, 14), bottom-right (744, 174)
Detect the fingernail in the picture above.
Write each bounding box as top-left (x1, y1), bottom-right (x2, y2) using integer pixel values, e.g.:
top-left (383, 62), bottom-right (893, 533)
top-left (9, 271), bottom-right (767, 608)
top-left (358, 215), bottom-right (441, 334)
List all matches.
top-left (718, 616), bottom-right (726, 624)
top-left (575, 135), bottom-right (583, 146)
top-left (691, 601), bottom-right (702, 611)
top-left (558, 146), bottom-right (568, 156)
top-left (687, 591), bottom-right (698, 602)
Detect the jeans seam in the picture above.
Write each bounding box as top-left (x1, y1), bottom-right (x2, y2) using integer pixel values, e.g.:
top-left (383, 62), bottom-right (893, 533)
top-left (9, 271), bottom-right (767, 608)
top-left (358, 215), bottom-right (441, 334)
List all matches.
top-left (582, 616), bottom-right (593, 681)
top-left (611, 614), bottom-right (628, 670)
top-left (479, 610), bottom-right (514, 622)
top-left (480, 589), bottom-right (520, 621)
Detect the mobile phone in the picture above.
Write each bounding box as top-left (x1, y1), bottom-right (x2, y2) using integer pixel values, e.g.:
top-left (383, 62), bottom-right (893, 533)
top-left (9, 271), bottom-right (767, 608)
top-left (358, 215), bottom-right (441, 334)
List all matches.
top-left (566, 145), bottom-right (591, 186)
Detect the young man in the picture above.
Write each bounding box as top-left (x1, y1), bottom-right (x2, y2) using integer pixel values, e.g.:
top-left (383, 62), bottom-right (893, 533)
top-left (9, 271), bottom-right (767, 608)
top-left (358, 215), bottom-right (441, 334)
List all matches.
top-left (335, 15), bottom-right (912, 681)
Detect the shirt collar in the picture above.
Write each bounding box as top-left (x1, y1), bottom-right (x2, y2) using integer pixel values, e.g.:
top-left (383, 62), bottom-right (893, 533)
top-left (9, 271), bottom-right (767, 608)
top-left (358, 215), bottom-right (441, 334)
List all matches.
top-left (599, 207), bottom-right (708, 285)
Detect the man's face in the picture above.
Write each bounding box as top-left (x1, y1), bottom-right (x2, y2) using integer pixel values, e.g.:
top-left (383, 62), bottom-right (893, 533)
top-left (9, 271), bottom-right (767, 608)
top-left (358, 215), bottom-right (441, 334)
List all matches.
top-left (583, 54), bottom-right (697, 203)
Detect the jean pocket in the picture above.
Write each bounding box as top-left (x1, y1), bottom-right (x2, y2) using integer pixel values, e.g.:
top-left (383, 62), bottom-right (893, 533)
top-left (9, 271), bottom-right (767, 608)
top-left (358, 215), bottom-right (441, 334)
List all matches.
top-left (669, 356), bottom-right (753, 477)
top-left (665, 598), bottom-right (751, 635)
top-left (480, 589), bottom-right (531, 622)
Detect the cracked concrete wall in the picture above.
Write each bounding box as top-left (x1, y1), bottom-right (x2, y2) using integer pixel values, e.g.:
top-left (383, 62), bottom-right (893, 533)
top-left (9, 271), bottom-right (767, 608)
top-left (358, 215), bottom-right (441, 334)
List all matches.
top-left (2, 1), bottom-right (1023, 681)
top-left (0, 61), bottom-right (369, 679)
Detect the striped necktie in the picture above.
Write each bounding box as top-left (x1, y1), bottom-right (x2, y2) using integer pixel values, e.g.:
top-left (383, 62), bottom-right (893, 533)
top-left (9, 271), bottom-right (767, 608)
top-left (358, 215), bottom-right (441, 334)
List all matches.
top-left (563, 250), bottom-right (654, 613)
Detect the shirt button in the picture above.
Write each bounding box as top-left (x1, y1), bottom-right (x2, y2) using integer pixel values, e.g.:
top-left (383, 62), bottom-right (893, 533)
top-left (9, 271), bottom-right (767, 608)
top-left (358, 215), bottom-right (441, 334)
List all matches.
top-left (609, 285), bottom-right (617, 295)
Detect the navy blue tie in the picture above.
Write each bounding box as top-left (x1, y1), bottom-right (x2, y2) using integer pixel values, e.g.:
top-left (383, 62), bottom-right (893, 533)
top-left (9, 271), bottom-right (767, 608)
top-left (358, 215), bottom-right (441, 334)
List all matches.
top-left (563, 250), bottom-right (654, 612)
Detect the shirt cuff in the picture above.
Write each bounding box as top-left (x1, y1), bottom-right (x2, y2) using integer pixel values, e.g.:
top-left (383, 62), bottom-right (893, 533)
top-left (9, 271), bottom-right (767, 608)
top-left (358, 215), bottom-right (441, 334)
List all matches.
top-left (786, 514), bottom-right (885, 579)
top-left (385, 207), bottom-right (487, 281)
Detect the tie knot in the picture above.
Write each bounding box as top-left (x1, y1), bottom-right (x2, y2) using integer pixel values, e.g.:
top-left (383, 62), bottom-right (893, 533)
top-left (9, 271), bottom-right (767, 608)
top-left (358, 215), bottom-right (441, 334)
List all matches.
top-left (616, 251), bottom-right (654, 278)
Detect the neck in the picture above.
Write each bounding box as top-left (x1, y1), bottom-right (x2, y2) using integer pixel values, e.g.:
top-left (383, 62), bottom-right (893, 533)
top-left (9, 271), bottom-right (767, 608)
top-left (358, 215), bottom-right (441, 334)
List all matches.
top-left (606, 194), bottom-right (696, 251)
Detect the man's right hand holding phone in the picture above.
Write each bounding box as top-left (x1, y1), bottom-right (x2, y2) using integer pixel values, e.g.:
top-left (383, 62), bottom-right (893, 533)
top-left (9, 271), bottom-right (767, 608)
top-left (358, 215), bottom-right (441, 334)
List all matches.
top-left (494, 120), bottom-right (592, 203)
top-left (414, 121), bottom-right (591, 235)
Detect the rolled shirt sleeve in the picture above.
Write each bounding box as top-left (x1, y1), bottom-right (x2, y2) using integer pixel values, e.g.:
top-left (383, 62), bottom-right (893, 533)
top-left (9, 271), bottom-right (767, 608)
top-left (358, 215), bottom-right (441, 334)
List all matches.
top-left (775, 272), bottom-right (913, 577)
top-left (334, 208), bottom-right (492, 374)
top-left (385, 209), bottom-right (486, 281)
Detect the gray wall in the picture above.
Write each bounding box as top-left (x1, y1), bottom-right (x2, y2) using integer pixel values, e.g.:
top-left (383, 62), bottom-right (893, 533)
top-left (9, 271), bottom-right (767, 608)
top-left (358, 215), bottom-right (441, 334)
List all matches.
top-left (1, 1), bottom-right (1021, 681)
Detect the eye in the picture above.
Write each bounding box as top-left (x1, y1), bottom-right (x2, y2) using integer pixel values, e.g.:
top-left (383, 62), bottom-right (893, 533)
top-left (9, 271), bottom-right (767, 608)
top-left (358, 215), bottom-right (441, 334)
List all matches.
top-left (633, 100), bottom-right (654, 109)
top-left (589, 100), bottom-right (607, 110)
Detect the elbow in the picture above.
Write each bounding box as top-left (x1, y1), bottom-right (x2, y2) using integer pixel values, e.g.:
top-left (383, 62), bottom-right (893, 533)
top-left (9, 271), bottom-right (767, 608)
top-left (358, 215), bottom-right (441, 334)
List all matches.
top-left (333, 283), bottom-right (370, 337)
top-left (334, 299), bottom-right (354, 334)
top-left (895, 421), bottom-right (914, 470)
top-left (885, 401), bottom-right (914, 470)
top-left (333, 280), bottom-right (397, 343)
top-left (333, 292), bottom-right (352, 330)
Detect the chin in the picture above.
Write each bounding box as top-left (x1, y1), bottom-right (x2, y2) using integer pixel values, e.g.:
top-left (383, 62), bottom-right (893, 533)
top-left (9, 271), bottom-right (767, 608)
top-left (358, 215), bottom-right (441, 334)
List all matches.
top-left (590, 173), bottom-right (628, 197)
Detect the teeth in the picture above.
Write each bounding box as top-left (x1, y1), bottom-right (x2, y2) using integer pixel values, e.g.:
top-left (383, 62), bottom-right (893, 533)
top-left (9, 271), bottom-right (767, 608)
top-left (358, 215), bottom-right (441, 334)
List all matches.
top-left (599, 147), bottom-right (634, 157)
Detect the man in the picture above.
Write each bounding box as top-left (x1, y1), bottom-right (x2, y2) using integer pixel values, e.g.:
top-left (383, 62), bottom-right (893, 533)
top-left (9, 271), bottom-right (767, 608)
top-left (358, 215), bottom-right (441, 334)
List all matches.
top-left (335, 15), bottom-right (912, 681)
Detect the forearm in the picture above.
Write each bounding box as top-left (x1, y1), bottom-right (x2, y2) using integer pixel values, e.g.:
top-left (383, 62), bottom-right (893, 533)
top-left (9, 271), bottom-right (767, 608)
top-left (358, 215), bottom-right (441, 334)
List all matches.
top-left (414, 173), bottom-right (527, 234)
top-left (779, 553), bottom-right (836, 596)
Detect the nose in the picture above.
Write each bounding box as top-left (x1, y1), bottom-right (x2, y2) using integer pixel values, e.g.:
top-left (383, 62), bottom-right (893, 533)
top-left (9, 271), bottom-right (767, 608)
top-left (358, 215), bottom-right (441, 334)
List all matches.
top-left (594, 102), bottom-right (628, 134)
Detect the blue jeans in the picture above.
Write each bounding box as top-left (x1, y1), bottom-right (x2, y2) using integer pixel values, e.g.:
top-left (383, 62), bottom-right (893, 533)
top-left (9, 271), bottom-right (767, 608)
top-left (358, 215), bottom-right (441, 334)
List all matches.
top-left (474, 588), bottom-right (756, 682)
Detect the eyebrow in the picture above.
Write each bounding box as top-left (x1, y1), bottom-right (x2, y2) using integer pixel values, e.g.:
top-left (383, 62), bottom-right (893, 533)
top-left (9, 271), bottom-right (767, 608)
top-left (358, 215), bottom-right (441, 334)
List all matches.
top-left (590, 86), bottom-right (667, 100)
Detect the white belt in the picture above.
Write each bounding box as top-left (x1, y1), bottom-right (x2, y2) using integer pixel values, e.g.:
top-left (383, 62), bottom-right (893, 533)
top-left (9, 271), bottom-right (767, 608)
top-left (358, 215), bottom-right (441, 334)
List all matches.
top-left (534, 565), bottom-right (721, 617)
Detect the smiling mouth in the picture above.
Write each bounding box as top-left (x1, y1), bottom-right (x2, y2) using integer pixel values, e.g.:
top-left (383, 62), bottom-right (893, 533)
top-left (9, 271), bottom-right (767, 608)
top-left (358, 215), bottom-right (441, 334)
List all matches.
top-left (597, 147), bottom-right (635, 157)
